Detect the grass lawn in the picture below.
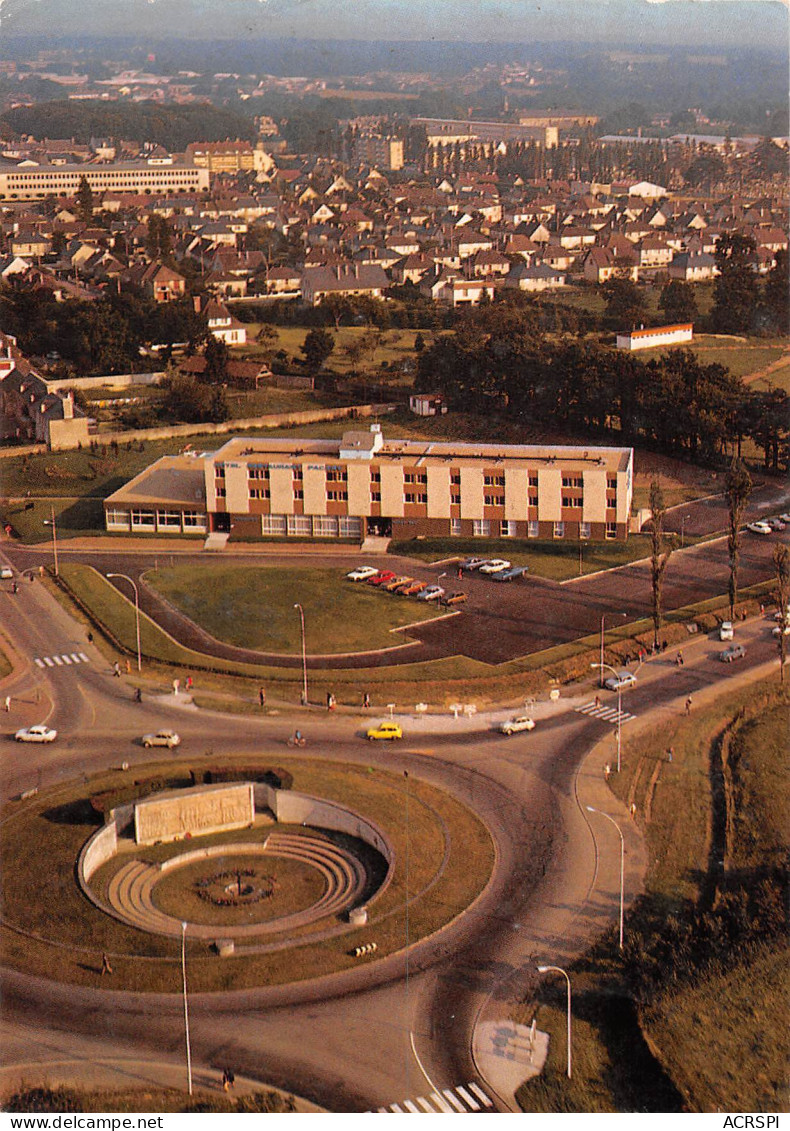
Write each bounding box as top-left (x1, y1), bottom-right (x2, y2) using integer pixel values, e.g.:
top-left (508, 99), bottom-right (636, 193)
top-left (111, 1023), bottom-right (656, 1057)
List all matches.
top-left (0, 756), bottom-right (494, 993)
top-left (2, 1085), bottom-right (300, 1114)
top-left (634, 336), bottom-right (788, 380)
top-left (146, 563), bottom-right (444, 653)
top-left (241, 324), bottom-right (433, 376)
top-left (389, 534), bottom-right (656, 580)
top-left (751, 360), bottom-right (790, 394)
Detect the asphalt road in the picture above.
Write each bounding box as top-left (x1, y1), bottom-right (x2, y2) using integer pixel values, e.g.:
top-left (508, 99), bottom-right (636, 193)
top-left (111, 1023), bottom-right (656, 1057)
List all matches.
top-left (0, 548), bottom-right (782, 1112)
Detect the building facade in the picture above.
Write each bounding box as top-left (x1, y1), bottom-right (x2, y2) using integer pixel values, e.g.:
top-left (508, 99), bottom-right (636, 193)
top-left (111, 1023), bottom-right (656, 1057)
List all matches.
top-left (103, 426), bottom-right (634, 542)
top-left (616, 323), bottom-right (693, 351)
top-left (0, 162), bottom-right (210, 201)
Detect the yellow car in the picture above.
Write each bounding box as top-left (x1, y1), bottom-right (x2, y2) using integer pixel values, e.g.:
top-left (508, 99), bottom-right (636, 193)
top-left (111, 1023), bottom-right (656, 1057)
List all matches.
top-left (366, 720), bottom-right (403, 741)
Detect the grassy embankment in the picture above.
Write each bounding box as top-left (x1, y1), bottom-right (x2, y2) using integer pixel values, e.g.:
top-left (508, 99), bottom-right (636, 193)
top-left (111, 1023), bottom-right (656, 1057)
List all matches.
top-left (516, 676), bottom-right (789, 1113)
top-left (49, 561), bottom-right (775, 710)
top-left (2, 1085), bottom-right (300, 1114)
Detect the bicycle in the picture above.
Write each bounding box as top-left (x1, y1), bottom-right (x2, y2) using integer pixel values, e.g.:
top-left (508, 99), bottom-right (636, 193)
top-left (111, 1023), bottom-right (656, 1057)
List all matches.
top-left (287, 734), bottom-right (307, 747)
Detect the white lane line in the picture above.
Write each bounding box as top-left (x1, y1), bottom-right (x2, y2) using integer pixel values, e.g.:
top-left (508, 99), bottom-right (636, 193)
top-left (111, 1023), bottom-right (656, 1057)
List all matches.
top-left (43, 657), bottom-right (54, 667)
top-left (402, 1100), bottom-right (420, 1113)
top-left (60, 655), bottom-right (72, 665)
top-left (416, 1097), bottom-right (436, 1112)
top-left (52, 656), bottom-right (63, 666)
top-left (442, 1090), bottom-right (466, 1112)
top-left (429, 1092), bottom-right (454, 1112)
top-left (456, 1086), bottom-right (480, 1111)
top-left (70, 653), bottom-right (82, 663)
top-left (35, 658), bottom-right (44, 668)
top-left (468, 1082), bottom-right (493, 1107)
top-left (78, 652), bottom-right (89, 662)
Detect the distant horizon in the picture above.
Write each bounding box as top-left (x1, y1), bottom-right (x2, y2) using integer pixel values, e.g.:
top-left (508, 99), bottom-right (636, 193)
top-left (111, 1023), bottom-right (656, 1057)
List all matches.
top-left (1, 0), bottom-right (787, 48)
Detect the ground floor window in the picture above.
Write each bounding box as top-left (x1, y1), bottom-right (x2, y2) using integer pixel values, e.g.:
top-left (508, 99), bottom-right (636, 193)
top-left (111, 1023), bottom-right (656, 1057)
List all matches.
top-left (580, 522), bottom-right (591, 540)
top-left (527, 521), bottom-right (539, 539)
top-left (450, 518), bottom-right (462, 536)
top-left (606, 522), bottom-right (617, 540)
top-left (157, 510), bottom-right (181, 529)
top-left (182, 511), bottom-right (206, 530)
top-left (313, 515), bottom-right (338, 537)
top-left (261, 514), bottom-right (287, 536)
top-left (106, 508), bottom-right (130, 530)
top-left (472, 519), bottom-right (490, 537)
top-left (500, 520), bottom-right (517, 537)
top-left (338, 516), bottom-right (362, 538)
top-left (553, 521), bottom-right (565, 539)
top-left (130, 509), bottom-right (155, 530)
top-left (287, 514), bottom-right (312, 537)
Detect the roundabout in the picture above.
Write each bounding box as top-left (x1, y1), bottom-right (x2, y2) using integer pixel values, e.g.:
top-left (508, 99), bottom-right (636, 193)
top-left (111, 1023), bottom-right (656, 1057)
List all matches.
top-left (0, 755), bottom-right (495, 993)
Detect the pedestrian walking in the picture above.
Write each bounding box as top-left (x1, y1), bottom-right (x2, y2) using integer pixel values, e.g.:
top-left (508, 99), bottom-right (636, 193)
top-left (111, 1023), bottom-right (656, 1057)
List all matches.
top-left (594, 695), bottom-right (601, 709)
top-left (328, 693), bottom-right (336, 711)
top-left (258, 687), bottom-right (266, 708)
top-left (113, 661), bottom-right (121, 678)
top-left (362, 691), bottom-right (370, 709)
top-left (101, 952), bottom-right (112, 976)
top-left (604, 762), bottom-right (611, 781)
top-left (173, 678), bottom-right (180, 695)
top-left (185, 676), bottom-right (193, 691)
top-left (667, 746), bottom-right (674, 763)
top-left (11, 581), bottom-right (17, 594)
top-left (457, 567), bottom-right (463, 580)
top-left (222, 1068), bottom-right (235, 1092)
top-left (134, 687), bottom-right (142, 703)
top-left (630, 803), bottom-right (637, 819)
top-left (685, 696), bottom-right (693, 716)
top-left (87, 631), bottom-right (94, 644)
top-left (125, 659), bottom-right (131, 675)
top-left (3, 696), bottom-right (10, 712)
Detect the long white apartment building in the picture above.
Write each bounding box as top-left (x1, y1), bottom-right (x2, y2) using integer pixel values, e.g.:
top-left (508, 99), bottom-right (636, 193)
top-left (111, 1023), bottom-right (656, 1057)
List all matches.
top-left (103, 426), bottom-right (634, 543)
top-left (0, 161), bottom-right (210, 201)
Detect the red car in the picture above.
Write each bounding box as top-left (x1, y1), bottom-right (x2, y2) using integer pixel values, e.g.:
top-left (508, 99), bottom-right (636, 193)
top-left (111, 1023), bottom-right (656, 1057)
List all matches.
top-left (367, 570), bottom-right (397, 586)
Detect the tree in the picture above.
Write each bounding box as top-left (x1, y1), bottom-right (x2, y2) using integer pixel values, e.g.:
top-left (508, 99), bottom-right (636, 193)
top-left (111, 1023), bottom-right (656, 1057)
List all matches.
top-left (711, 232), bottom-right (759, 334)
top-left (772, 543), bottom-right (790, 683)
top-left (659, 280), bottom-right (698, 326)
top-left (763, 249), bottom-right (788, 335)
top-left (725, 458), bottom-right (752, 619)
top-left (75, 176), bottom-right (94, 224)
top-left (602, 276), bottom-right (647, 327)
top-left (203, 335), bottom-right (229, 385)
top-left (648, 480), bottom-right (673, 649)
top-left (301, 328), bottom-right (335, 371)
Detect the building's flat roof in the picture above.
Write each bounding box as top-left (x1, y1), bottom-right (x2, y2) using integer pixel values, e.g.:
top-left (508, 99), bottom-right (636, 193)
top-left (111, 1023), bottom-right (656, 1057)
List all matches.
top-left (105, 455), bottom-right (207, 507)
top-left (212, 434), bottom-right (632, 472)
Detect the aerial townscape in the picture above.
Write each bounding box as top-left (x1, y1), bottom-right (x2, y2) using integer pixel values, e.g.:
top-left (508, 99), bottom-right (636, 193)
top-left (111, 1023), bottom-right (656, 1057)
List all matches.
top-left (0, 0), bottom-right (787, 1119)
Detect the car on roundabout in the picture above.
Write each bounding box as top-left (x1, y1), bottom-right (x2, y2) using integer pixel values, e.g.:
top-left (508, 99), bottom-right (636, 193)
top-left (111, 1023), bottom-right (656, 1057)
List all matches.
top-left (15, 724), bottom-right (57, 743)
top-left (346, 566), bottom-right (380, 582)
top-left (604, 670), bottom-right (637, 691)
top-left (747, 520), bottom-right (772, 536)
top-left (142, 729), bottom-right (181, 749)
top-left (478, 559), bottom-right (512, 574)
top-left (719, 644), bottom-right (747, 663)
top-left (779, 513), bottom-right (790, 524)
top-left (719, 621), bottom-right (734, 641)
top-left (499, 715), bottom-right (536, 736)
top-left (366, 720), bottom-right (403, 741)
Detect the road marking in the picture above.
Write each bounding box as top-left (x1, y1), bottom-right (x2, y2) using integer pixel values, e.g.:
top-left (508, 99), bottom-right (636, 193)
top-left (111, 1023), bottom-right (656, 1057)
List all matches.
top-left (71, 653), bottom-right (82, 663)
top-left (575, 702), bottom-right (636, 724)
top-left (371, 1083), bottom-right (494, 1114)
top-left (60, 654), bottom-right (72, 665)
top-left (35, 658), bottom-right (44, 668)
top-left (34, 654), bottom-right (91, 670)
top-left (52, 655), bottom-right (63, 666)
top-left (78, 652), bottom-right (89, 662)
top-left (43, 657), bottom-right (54, 666)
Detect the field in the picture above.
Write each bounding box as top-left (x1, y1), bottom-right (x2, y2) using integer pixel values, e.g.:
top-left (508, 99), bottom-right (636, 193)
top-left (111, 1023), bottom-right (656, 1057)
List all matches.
top-left (241, 323), bottom-right (433, 380)
top-left (146, 562), bottom-right (445, 653)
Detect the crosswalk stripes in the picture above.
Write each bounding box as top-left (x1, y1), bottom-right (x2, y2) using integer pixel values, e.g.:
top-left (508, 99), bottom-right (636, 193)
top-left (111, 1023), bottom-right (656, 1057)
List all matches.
top-left (372, 1082), bottom-right (494, 1113)
top-left (575, 701), bottom-right (636, 724)
top-left (34, 653), bottom-right (91, 670)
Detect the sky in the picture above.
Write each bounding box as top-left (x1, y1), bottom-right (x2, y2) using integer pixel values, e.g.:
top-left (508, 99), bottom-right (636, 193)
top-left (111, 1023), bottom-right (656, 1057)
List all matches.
top-left (1, 0), bottom-right (787, 43)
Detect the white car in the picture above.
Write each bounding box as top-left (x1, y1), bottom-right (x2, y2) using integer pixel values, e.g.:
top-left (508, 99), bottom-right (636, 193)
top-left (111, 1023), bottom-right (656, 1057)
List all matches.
top-left (142, 729), bottom-right (181, 749)
top-left (15, 724), bottom-right (57, 743)
top-left (604, 670), bottom-right (637, 691)
top-left (747, 521), bottom-right (772, 536)
top-left (499, 715), bottom-right (536, 736)
top-left (346, 566), bottom-right (380, 582)
top-left (416, 585), bottom-right (445, 601)
top-left (478, 559), bottom-right (512, 574)
top-left (719, 621), bottom-right (734, 641)
top-left (772, 624), bottom-right (790, 638)
top-left (779, 513), bottom-right (790, 524)
top-left (0, 567), bottom-right (13, 580)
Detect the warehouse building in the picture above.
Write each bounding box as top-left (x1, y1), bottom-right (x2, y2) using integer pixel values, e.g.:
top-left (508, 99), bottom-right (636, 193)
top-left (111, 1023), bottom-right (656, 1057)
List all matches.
top-left (103, 426), bottom-right (634, 542)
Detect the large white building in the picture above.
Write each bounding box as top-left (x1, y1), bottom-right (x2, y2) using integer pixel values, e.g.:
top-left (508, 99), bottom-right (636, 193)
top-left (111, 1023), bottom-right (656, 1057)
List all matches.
top-left (0, 161), bottom-right (210, 201)
top-left (103, 426), bottom-right (634, 543)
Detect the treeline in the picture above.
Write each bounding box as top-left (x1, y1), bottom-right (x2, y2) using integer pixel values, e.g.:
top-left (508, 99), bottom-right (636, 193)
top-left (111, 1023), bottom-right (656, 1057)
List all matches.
top-left (0, 287), bottom-right (206, 373)
top-left (415, 303), bottom-right (789, 468)
top-left (1, 100), bottom-right (255, 150)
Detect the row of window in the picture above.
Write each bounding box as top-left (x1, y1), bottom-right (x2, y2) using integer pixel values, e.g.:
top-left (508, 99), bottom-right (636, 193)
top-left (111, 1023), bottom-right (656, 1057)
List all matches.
top-left (261, 514), bottom-right (362, 538)
top-left (463, 520), bottom-right (617, 539)
top-left (105, 508), bottom-right (206, 532)
top-left (216, 464), bottom-right (617, 493)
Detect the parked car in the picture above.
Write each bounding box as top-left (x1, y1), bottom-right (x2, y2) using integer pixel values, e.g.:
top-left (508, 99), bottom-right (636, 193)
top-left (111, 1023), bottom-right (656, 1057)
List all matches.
top-left (367, 570), bottom-right (397, 586)
top-left (779, 513), bottom-right (790, 524)
top-left (767, 517), bottom-right (786, 531)
top-left (747, 521), bottom-right (772, 535)
top-left (458, 557), bottom-right (487, 571)
top-left (478, 559), bottom-right (511, 574)
top-left (0, 567), bottom-right (13, 581)
top-left (499, 715), bottom-right (536, 735)
top-left (604, 670), bottom-right (637, 691)
top-left (346, 566), bottom-right (380, 582)
top-left (15, 724), bottom-right (57, 743)
top-left (142, 729), bottom-right (181, 749)
top-left (720, 644), bottom-right (747, 663)
top-left (442, 591), bottom-right (467, 606)
top-left (719, 621), bottom-right (734, 641)
top-left (400, 580), bottom-right (426, 596)
top-left (491, 565), bottom-right (528, 582)
top-left (771, 623), bottom-right (790, 637)
top-left (416, 585), bottom-right (445, 601)
top-left (384, 575), bottom-right (413, 591)
top-left (366, 720), bottom-right (403, 741)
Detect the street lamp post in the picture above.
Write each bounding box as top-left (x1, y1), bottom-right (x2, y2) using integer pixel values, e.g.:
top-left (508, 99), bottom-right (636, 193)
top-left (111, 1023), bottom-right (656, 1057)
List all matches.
top-left (591, 661), bottom-right (623, 773)
top-left (680, 513), bottom-right (692, 548)
top-left (586, 806), bottom-right (625, 950)
top-left (294, 603), bottom-right (308, 705)
top-left (181, 920), bottom-right (193, 1096)
top-left (43, 507), bottom-right (59, 577)
top-left (537, 965), bottom-right (572, 1079)
top-left (599, 612), bottom-right (627, 687)
top-left (107, 573), bottom-right (141, 672)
